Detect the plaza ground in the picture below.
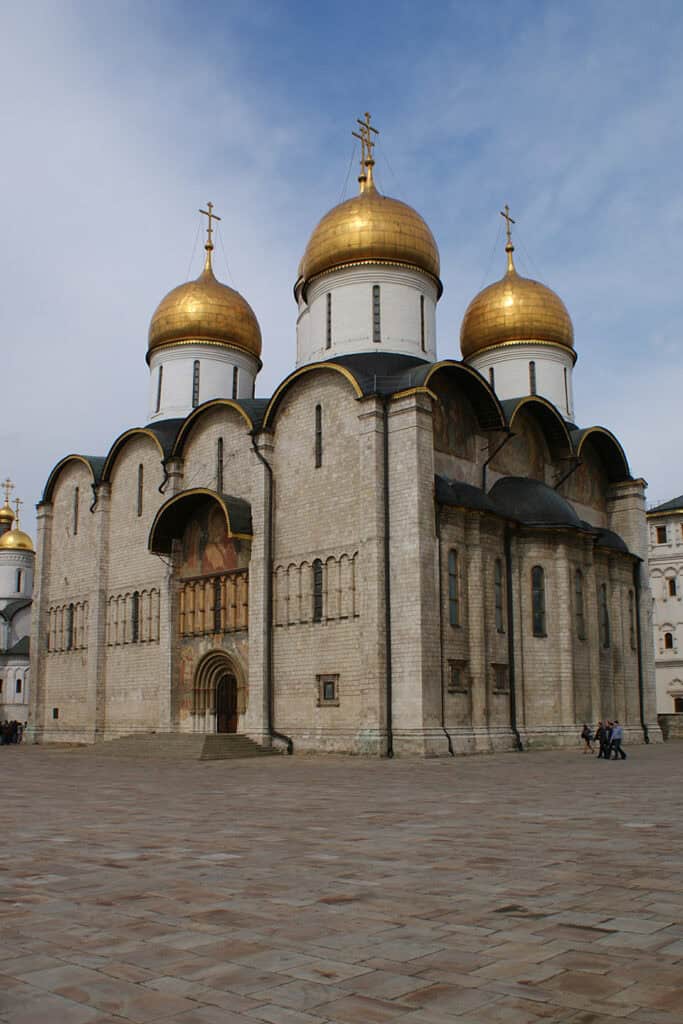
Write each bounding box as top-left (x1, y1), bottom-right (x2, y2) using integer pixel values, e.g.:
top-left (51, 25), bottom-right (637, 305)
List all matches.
top-left (1, 742), bottom-right (682, 1023)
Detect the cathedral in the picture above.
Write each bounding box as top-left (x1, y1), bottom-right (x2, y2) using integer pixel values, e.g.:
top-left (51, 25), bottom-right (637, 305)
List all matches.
top-left (29, 115), bottom-right (658, 755)
top-left (0, 482), bottom-right (34, 723)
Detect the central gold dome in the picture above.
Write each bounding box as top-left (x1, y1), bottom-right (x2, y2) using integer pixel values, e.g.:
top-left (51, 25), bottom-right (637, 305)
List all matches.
top-left (148, 252), bottom-right (262, 363)
top-left (300, 179), bottom-right (441, 294)
top-left (460, 245), bottom-right (574, 360)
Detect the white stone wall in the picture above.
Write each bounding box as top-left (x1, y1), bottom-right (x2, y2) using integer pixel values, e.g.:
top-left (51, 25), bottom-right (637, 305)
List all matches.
top-left (297, 266), bottom-right (438, 366)
top-left (0, 549), bottom-right (34, 604)
top-left (148, 344), bottom-right (258, 423)
top-left (648, 509), bottom-right (683, 715)
top-left (468, 343), bottom-right (575, 419)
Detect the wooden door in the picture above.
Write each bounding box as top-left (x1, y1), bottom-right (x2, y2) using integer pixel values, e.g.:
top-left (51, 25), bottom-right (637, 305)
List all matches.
top-left (216, 674), bottom-right (238, 733)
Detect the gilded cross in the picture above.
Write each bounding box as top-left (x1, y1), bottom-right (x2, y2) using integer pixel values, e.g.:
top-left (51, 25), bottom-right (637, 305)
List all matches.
top-left (199, 201), bottom-right (222, 247)
top-left (500, 204), bottom-right (515, 246)
top-left (1, 478), bottom-right (13, 506)
top-left (352, 111), bottom-right (379, 165)
top-left (13, 496), bottom-right (22, 525)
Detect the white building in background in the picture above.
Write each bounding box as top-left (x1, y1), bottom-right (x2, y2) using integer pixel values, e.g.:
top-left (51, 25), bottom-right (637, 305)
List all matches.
top-left (0, 482), bottom-right (34, 723)
top-left (647, 495), bottom-right (683, 726)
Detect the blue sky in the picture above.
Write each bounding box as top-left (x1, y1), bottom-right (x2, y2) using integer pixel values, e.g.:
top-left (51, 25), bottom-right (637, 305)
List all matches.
top-left (2, 1), bottom-right (683, 534)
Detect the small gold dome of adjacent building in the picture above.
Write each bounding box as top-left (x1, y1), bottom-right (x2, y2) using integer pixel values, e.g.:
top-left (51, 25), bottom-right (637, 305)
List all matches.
top-left (460, 240), bottom-right (574, 361)
top-left (300, 178), bottom-right (441, 293)
top-left (0, 501), bottom-right (14, 529)
top-left (0, 526), bottom-right (34, 553)
top-left (148, 251), bottom-right (262, 363)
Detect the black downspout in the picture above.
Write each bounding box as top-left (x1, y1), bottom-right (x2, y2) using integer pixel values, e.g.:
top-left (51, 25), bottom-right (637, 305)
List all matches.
top-left (504, 524), bottom-right (524, 751)
top-left (633, 561), bottom-right (650, 743)
top-left (382, 398), bottom-right (394, 758)
top-left (435, 503), bottom-right (454, 755)
top-left (482, 431), bottom-right (513, 491)
top-left (251, 435), bottom-right (293, 754)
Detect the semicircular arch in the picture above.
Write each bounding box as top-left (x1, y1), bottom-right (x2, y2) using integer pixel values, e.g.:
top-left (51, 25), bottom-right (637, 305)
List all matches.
top-left (100, 428), bottom-right (165, 483)
top-left (171, 399), bottom-right (255, 458)
top-left (262, 362), bottom-right (363, 431)
top-left (148, 487), bottom-right (252, 555)
top-left (572, 427), bottom-right (631, 483)
top-left (504, 396), bottom-right (573, 460)
top-left (421, 360), bottom-right (506, 432)
top-left (41, 454), bottom-right (104, 504)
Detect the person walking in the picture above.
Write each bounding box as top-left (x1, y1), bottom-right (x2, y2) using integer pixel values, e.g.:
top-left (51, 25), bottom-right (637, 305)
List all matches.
top-left (580, 723), bottom-right (594, 753)
top-left (595, 721), bottom-right (609, 759)
top-left (611, 720), bottom-right (627, 759)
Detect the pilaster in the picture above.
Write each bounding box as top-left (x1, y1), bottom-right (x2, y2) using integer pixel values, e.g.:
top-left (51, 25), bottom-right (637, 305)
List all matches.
top-left (27, 503), bottom-right (52, 742)
top-left (89, 484), bottom-right (111, 740)
top-left (243, 434), bottom-right (271, 744)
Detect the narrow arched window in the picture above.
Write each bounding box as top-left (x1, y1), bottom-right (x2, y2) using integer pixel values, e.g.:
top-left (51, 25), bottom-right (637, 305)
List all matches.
top-left (192, 360), bottom-right (200, 407)
top-left (599, 583), bottom-right (610, 648)
top-left (213, 578), bottom-right (222, 633)
top-left (16, 678), bottom-right (22, 694)
top-left (137, 464), bottom-right (144, 517)
top-left (575, 569), bottom-right (585, 639)
top-left (131, 591), bottom-right (140, 643)
top-left (529, 361), bottom-right (537, 395)
top-left (665, 631), bottom-right (674, 650)
top-left (15, 569), bottom-right (23, 593)
top-left (73, 487), bottom-right (79, 536)
top-left (66, 604), bottom-right (75, 651)
top-left (628, 590), bottom-right (636, 650)
top-left (315, 404), bottom-right (322, 468)
top-left (448, 549), bottom-right (460, 626)
top-left (420, 295), bottom-right (425, 351)
top-left (372, 284), bottom-right (381, 343)
top-left (494, 559), bottom-right (504, 632)
top-left (531, 566), bottom-right (546, 636)
top-left (155, 365), bottom-right (163, 413)
top-left (668, 577), bottom-right (677, 597)
top-left (216, 437), bottom-right (224, 492)
top-left (232, 365), bottom-right (239, 399)
top-left (312, 559), bottom-right (324, 623)
top-left (489, 366), bottom-right (495, 388)
top-left (326, 292), bottom-right (332, 349)
top-left (563, 367), bottom-right (569, 415)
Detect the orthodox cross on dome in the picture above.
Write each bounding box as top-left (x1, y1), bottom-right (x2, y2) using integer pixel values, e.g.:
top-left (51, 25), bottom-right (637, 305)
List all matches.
top-left (200, 201), bottom-right (221, 248)
top-left (1, 478), bottom-right (14, 506)
top-left (500, 203), bottom-right (516, 271)
top-left (199, 201), bottom-right (222, 271)
top-left (352, 111), bottom-right (379, 190)
top-left (13, 496), bottom-right (22, 526)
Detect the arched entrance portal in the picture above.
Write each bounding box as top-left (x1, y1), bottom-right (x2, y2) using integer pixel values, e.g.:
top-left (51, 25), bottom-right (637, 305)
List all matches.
top-left (216, 674), bottom-right (238, 733)
top-left (192, 651), bottom-right (245, 734)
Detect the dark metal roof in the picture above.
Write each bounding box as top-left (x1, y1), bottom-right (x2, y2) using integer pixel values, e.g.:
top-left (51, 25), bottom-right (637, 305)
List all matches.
top-left (328, 353), bottom-right (430, 395)
top-left (489, 476), bottom-right (582, 529)
top-left (236, 398), bottom-right (269, 431)
top-left (594, 527), bottom-right (630, 554)
top-left (436, 476), bottom-right (498, 515)
top-left (6, 636), bottom-right (29, 656)
top-left (148, 488), bottom-right (252, 555)
top-left (0, 599), bottom-right (31, 622)
top-left (648, 494), bottom-right (683, 515)
top-left (143, 418), bottom-right (185, 456)
top-left (41, 454), bottom-right (106, 503)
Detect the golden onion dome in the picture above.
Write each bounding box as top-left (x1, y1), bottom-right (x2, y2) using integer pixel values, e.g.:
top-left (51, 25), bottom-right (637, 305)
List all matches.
top-left (148, 245), bottom-right (262, 363)
top-left (460, 237), bottom-right (574, 361)
top-left (300, 167), bottom-right (441, 295)
top-left (0, 526), bottom-right (34, 553)
top-left (0, 501), bottom-right (14, 528)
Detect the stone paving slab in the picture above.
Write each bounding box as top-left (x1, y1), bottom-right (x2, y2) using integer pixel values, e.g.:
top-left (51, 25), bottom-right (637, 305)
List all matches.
top-left (1, 743), bottom-right (682, 1022)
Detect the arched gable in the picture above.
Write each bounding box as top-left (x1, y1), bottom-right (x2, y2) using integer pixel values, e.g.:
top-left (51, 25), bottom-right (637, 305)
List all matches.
top-left (41, 454), bottom-right (104, 504)
top-left (148, 487), bottom-right (252, 556)
top-left (100, 428), bottom-right (165, 483)
top-left (171, 399), bottom-right (255, 458)
top-left (502, 396), bottom-right (573, 460)
top-left (262, 362), bottom-right (363, 431)
top-left (572, 427), bottom-right (631, 483)
top-left (420, 361), bottom-right (506, 432)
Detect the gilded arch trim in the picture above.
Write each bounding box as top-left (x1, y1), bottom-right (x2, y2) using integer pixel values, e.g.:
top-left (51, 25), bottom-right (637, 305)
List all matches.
top-left (262, 362), bottom-right (363, 431)
top-left (503, 395), bottom-right (573, 459)
top-left (422, 360), bottom-right (507, 431)
top-left (100, 428), bottom-right (165, 483)
top-left (171, 399), bottom-right (255, 457)
top-left (572, 426), bottom-right (631, 482)
top-left (41, 454), bottom-right (104, 504)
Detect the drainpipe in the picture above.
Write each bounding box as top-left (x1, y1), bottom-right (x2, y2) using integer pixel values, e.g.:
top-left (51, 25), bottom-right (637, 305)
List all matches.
top-left (633, 560), bottom-right (650, 743)
top-left (435, 503), bottom-right (455, 756)
top-left (251, 434), bottom-right (293, 754)
top-left (504, 524), bottom-right (524, 751)
top-left (382, 397), bottom-right (394, 758)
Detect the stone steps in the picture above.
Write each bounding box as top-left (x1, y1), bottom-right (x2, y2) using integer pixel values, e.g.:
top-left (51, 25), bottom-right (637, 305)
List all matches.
top-left (90, 733), bottom-right (278, 761)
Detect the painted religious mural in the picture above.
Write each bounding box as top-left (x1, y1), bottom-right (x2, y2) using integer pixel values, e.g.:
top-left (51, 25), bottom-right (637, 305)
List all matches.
top-left (179, 500), bottom-right (249, 578)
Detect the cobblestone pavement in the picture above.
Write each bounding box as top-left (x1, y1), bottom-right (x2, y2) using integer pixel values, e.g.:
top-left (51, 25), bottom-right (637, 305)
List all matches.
top-left (1, 742), bottom-right (682, 1023)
